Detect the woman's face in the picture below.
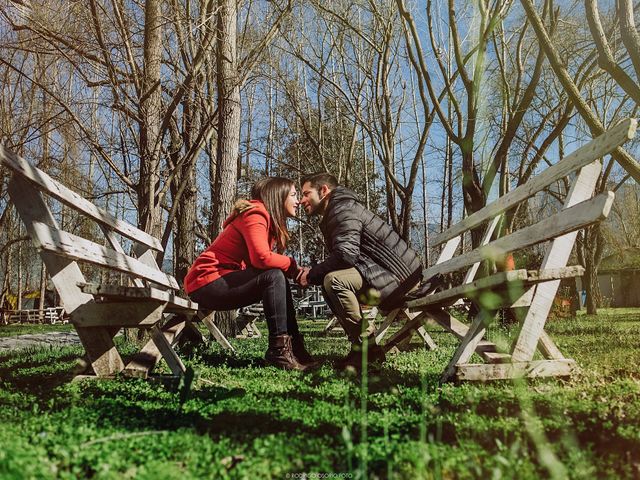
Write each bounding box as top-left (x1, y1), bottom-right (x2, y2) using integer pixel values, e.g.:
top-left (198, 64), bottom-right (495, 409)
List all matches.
top-left (284, 184), bottom-right (299, 217)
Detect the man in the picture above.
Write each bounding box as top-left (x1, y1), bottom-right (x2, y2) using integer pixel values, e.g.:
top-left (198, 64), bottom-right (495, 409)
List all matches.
top-left (298, 172), bottom-right (422, 370)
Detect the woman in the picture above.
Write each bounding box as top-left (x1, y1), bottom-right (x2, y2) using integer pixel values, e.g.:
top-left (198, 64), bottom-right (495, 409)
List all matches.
top-left (184, 177), bottom-right (317, 371)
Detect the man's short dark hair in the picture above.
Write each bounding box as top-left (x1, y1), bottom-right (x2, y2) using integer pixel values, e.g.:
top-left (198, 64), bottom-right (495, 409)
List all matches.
top-left (301, 172), bottom-right (339, 191)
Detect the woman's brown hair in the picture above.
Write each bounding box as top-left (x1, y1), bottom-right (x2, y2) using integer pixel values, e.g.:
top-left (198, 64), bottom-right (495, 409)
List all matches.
top-left (251, 177), bottom-right (294, 252)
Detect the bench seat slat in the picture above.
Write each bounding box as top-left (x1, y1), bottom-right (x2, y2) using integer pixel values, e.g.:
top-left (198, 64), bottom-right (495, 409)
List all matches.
top-left (30, 221), bottom-right (179, 289)
top-left (0, 145), bottom-right (163, 252)
top-left (78, 283), bottom-right (197, 312)
top-left (421, 192), bottom-right (613, 282)
top-left (409, 266), bottom-right (585, 309)
top-left (431, 118), bottom-right (636, 247)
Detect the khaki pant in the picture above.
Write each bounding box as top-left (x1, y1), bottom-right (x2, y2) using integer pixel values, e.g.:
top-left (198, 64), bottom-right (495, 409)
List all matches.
top-left (322, 268), bottom-right (375, 343)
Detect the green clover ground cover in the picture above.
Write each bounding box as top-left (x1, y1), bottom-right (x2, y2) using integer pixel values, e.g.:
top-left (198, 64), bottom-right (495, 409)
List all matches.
top-left (0, 323), bottom-right (75, 337)
top-left (0, 309), bottom-right (639, 479)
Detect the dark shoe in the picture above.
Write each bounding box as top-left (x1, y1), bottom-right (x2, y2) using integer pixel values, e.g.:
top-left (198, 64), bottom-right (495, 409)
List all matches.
top-left (336, 340), bottom-right (386, 371)
top-left (291, 334), bottom-right (321, 368)
top-left (265, 335), bottom-right (308, 371)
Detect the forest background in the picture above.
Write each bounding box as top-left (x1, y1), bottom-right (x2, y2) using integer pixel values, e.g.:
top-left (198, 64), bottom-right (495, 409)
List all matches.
top-left (1, 0), bottom-right (640, 324)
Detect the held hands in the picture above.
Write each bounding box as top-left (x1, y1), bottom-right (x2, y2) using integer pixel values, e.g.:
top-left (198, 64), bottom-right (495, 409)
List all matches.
top-left (295, 266), bottom-right (311, 288)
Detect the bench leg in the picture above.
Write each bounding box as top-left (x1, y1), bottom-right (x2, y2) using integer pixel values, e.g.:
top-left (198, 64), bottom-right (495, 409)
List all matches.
top-left (150, 325), bottom-right (187, 376)
top-left (75, 326), bottom-right (125, 377)
top-left (248, 320), bottom-right (261, 338)
top-left (123, 317), bottom-right (188, 378)
top-left (378, 309), bottom-right (437, 352)
top-left (324, 316), bottom-right (338, 332)
top-left (198, 311), bottom-right (235, 352)
top-left (179, 318), bottom-right (206, 346)
top-left (381, 312), bottom-right (428, 352)
top-left (535, 329), bottom-right (563, 359)
top-left (441, 309), bottom-right (494, 383)
top-left (375, 308), bottom-right (398, 344)
top-left (416, 325), bottom-right (438, 350)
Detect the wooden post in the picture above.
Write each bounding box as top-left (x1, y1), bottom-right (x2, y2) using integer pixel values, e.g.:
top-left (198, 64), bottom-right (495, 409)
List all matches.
top-left (511, 161), bottom-right (602, 362)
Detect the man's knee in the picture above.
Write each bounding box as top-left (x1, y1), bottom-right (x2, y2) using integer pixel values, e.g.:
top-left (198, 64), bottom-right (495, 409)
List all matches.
top-left (323, 270), bottom-right (348, 293)
top-left (324, 268), bottom-right (363, 294)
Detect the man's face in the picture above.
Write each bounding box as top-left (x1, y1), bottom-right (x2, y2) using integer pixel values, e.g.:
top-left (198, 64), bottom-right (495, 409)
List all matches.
top-left (300, 181), bottom-right (327, 216)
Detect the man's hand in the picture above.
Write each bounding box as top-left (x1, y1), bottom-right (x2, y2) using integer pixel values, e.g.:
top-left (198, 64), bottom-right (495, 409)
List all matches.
top-left (296, 267), bottom-right (311, 287)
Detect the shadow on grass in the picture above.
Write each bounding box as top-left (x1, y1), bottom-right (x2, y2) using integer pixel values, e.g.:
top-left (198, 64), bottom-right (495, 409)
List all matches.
top-left (200, 411), bottom-right (343, 439)
top-left (63, 381), bottom-right (345, 442)
top-left (0, 348), bottom-right (85, 396)
top-left (194, 350), bottom-right (266, 369)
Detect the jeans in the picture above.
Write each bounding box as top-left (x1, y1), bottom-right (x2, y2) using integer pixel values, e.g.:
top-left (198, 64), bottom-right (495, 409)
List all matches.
top-left (189, 267), bottom-right (299, 337)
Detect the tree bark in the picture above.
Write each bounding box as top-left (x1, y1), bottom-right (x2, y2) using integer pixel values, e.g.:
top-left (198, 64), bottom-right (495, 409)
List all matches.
top-left (137, 0), bottom-right (164, 239)
top-left (585, 0), bottom-right (640, 104)
top-left (17, 241), bottom-right (22, 311)
top-left (170, 120), bottom-right (198, 286)
top-left (583, 225), bottom-right (604, 314)
top-left (213, 0), bottom-right (242, 337)
top-left (38, 263), bottom-right (46, 314)
top-left (211, 0), bottom-right (241, 238)
top-left (618, 0), bottom-right (640, 80)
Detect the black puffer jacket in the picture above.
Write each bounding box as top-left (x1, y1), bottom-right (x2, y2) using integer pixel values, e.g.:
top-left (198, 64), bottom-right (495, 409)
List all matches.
top-left (307, 187), bottom-right (422, 301)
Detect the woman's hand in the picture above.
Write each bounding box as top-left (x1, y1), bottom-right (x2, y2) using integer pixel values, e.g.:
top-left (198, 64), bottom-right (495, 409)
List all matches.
top-left (296, 267), bottom-right (311, 287)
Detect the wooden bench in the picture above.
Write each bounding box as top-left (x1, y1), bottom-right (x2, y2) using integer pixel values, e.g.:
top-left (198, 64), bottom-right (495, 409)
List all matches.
top-left (380, 118), bottom-right (637, 382)
top-left (0, 146), bottom-right (208, 380)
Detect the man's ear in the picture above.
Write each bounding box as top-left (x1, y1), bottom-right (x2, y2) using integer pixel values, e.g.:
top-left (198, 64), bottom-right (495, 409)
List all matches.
top-left (321, 184), bottom-right (331, 197)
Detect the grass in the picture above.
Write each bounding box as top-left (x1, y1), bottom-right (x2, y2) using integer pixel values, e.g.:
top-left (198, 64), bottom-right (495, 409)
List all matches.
top-left (0, 309), bottom-right (639, 479)
top-left (0, 322), bottom-right (74, 337)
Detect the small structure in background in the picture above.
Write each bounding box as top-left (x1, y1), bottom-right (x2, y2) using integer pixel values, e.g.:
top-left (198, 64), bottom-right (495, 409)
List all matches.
top-left (592, 249), bottom-right (640, 308)
top-left (236, 305), bottom-right (264, 338)
top-left (0, 289), bottom-right (67, 325)
top-left (292, 284), bottom-right (329, 319)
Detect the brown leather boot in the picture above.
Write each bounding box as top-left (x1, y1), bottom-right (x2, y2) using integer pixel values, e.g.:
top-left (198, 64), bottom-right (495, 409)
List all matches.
top-left (265, 335), bottom-right (308, 371)
top-left (291, 334), bottom-right (321, 368)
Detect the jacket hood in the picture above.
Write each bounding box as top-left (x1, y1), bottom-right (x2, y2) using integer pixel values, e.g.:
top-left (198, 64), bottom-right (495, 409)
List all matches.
top-left (222, 199), bottom-right (261, 228)
top-left (329, 186), bottom-right (359, 205)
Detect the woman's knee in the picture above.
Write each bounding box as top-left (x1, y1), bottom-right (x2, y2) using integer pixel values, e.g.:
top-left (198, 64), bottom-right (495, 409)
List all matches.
top-left (259, 268), bottom-right (287, 287)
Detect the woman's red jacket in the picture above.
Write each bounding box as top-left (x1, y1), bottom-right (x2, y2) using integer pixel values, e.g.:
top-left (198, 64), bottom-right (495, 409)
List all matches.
top-left (184, 200), bottom-right (297, 294)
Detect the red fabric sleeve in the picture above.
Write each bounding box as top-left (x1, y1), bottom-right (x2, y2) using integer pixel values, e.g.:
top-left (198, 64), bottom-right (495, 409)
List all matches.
top-left (236, 209), bottom-right (295, 273)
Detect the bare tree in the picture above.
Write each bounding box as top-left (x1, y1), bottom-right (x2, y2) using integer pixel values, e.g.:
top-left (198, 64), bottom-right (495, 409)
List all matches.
top-left (396, 0), bottom-right (518, 245)
top-left (520, 0), bottom-right (640, 183)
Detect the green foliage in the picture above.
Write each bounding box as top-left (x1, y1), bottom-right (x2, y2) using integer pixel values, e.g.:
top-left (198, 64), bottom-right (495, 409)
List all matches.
top-left (0, 310), bottom-right (639, 478)
top-left (0, 323), bottom-right (75, 337)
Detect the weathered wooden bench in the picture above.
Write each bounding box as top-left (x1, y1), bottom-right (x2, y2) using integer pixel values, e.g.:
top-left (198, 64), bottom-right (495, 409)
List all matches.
top-left (380, 118), bottom-right (637, 382)
top-left (373, 267), bottom-right (438, 351)
top-left (0, 146), bottom-right (207, 380)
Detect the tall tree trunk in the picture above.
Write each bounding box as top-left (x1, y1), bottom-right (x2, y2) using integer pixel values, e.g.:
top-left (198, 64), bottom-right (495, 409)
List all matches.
top-left (583, 225), bottom-right (604, 314)
top-left (138, 0), bottom-right (164, 239)
top-left (211, 0), bottom-right (240, 237)
top-left (461, 148), bottom-right (486, 246)
top-left (421, 156), bottom-right (429, 265)
top-left (175, 164), bottom-right (197, 285)
top-left (213, 0), bottom-right (242, 336)
top-left (17, 241), bottom-right (22, 311)
top-left (0, 250), bottom-right (8, 324)
top-left (38, 263), bottom-right (46, 315)
top-left (169, 115), bottom-right (198, 287)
